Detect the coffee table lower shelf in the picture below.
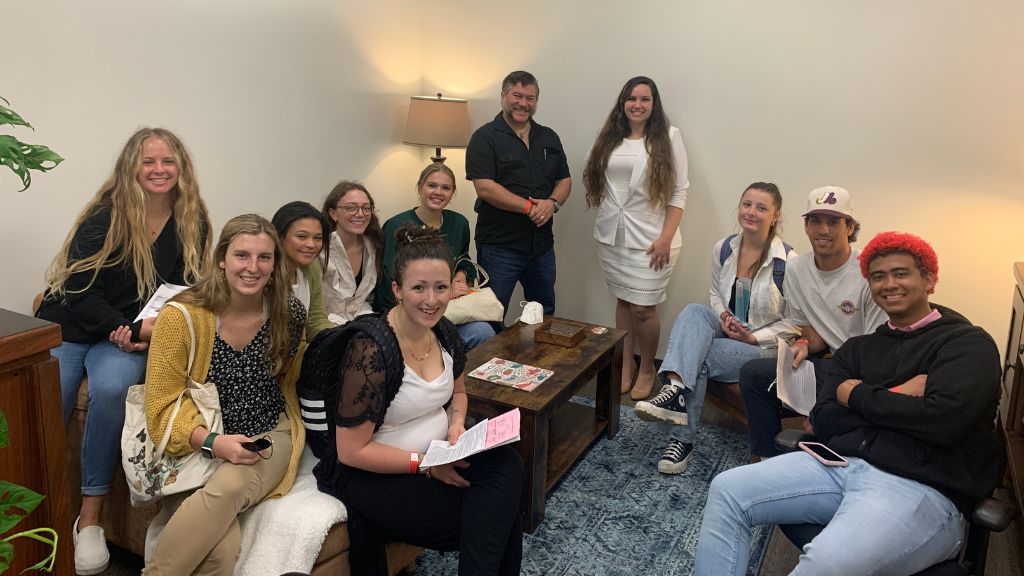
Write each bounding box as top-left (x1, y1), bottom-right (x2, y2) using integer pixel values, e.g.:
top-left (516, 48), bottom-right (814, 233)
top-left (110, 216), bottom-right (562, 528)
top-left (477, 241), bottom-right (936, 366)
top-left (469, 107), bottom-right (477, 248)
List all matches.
top-left (546, 401), bottom-right (609, 492)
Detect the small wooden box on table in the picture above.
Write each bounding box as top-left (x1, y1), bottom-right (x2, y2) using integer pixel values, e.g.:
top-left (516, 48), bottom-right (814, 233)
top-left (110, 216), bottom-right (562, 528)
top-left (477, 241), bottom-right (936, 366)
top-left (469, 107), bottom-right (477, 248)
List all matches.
top-left (464, 317), bottom-right (625, 532)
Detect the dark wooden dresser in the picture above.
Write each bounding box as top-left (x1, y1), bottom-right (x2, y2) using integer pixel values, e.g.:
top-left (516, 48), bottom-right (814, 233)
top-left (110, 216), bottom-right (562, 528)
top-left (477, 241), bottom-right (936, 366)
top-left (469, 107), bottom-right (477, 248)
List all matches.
top-left (0, 308), bottom-right (73, 575)
top-left (1001, 263), bottom-right (1024, 529)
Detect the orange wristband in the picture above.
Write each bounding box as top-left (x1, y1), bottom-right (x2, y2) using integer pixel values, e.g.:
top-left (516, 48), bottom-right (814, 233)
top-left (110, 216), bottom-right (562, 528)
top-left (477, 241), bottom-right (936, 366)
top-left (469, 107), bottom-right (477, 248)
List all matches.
top-left (523, 199), bottom-right (533, 214)
top-left (409, 452), bottom-right (420, 474)
top-left (891, 385), bottom-right (902, 394)
top-left (795, 338), bottom-right (809, 345)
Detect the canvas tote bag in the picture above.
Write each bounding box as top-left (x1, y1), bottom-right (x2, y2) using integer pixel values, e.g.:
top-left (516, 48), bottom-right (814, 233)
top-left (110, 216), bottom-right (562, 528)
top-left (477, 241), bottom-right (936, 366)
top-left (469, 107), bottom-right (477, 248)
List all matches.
top-left (444, 258), bottom-right (505, 324)
top-left (121, 301), bottom-right (223, 506)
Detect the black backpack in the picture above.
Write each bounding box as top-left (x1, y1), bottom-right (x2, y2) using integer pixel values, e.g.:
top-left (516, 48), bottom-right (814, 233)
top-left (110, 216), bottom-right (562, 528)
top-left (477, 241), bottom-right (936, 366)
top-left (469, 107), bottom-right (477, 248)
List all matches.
top-left (296, 313), bottom-right (464, 460)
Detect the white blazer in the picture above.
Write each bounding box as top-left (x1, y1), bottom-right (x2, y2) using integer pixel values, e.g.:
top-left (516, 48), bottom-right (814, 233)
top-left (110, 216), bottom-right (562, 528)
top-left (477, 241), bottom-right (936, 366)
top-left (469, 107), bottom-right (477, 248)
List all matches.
top-left (709, 234), bottom-right (799, 349)
top-left (322, 231), bottom-right (377, 325)
top-left (593, 126), bottom-right (689, 250)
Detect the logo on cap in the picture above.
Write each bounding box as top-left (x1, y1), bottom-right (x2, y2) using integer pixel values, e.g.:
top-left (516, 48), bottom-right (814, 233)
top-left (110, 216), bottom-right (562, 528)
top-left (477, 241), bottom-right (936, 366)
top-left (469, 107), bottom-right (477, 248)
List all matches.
top-left (816, 191), bottom-right (838, 206)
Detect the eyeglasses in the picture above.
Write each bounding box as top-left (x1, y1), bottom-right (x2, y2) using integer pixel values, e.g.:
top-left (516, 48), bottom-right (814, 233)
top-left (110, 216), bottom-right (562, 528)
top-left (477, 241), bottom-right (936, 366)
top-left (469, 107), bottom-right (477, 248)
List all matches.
top-left (335, 203), bottom-right (376, 216)
top-left (241, 436), bottom-right (273, 460)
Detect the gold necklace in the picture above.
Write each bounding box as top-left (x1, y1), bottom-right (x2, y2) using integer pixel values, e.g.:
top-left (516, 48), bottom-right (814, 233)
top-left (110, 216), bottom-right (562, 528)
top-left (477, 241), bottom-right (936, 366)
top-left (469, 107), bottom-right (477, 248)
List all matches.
top-left (390, 310), bottom-right (433, 361)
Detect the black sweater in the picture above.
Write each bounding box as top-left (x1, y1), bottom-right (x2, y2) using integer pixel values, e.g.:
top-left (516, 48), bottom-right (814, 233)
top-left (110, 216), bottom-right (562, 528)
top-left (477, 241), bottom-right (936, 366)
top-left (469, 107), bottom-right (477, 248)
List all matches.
top-left (37, 206), bottom-right (198, 343)
top-left (810, 304), bottom-right (1001, 513)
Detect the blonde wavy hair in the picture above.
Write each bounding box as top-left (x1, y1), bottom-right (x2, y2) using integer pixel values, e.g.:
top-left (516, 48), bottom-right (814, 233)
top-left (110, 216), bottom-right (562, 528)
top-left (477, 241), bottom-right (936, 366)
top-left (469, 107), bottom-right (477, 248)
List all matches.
top-left (174, 214), bottom-right (295, 374)
top-left (44, 127), bottom-right (210, 302)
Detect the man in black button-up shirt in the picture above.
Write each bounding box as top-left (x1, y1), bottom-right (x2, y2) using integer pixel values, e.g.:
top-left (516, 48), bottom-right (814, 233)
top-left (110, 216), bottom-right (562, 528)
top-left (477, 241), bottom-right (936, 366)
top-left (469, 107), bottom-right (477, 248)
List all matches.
top-left (466, 70), bottom-right (571, 319)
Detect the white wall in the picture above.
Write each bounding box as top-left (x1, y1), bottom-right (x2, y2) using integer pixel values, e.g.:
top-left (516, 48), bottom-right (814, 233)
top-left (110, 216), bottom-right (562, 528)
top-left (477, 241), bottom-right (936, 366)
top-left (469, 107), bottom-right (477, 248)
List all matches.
top-left (0, 0), bottom-right (426, 313)
top-left (3, 0), bottom-right (1023, 358)
top-left (421, 0), bottom-right (1024, 355)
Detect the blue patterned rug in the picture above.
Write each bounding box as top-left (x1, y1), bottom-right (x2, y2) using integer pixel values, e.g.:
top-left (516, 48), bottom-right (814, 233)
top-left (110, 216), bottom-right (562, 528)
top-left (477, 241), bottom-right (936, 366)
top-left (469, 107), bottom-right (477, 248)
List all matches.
top-left (413, 400), bottom-right (769, 575)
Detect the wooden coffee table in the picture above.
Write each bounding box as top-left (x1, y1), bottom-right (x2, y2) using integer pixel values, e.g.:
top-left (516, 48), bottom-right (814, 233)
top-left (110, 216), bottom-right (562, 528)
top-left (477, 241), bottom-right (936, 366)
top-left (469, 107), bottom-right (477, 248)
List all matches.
top-left (464, 317), bottom-right (625, 532)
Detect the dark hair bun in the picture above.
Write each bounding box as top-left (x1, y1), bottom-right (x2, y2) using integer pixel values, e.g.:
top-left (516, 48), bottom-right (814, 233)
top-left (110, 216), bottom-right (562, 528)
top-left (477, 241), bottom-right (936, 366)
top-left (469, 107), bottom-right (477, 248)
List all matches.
top-left (394, 223), bottom-right (444, 251)
top-left (392, 223), bottom-right (453, 285)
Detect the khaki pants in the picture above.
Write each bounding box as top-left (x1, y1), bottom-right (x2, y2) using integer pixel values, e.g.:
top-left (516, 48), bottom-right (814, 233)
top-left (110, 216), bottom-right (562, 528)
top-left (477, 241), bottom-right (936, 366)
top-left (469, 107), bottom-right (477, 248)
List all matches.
top-left (144, 416), bottom-right (292, 576)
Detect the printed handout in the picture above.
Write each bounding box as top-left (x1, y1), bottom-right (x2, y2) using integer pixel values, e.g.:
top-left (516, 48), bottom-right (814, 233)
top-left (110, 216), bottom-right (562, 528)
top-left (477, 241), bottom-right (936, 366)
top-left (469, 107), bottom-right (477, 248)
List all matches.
top-left (420, 408), bottom-right (521, 468)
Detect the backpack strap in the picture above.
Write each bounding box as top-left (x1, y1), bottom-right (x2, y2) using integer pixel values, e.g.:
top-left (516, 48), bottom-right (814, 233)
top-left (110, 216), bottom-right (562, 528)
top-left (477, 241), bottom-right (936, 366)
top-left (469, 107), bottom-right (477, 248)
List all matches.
top-left (719, 234), bottom-right (738, 265)
top-left (771, 242), bottom-right (794, 296)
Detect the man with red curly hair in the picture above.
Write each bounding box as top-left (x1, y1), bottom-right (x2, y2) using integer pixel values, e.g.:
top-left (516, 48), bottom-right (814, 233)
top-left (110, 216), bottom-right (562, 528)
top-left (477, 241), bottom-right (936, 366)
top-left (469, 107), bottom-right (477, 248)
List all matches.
top-left (695, 231), bottom-right (1001, 576)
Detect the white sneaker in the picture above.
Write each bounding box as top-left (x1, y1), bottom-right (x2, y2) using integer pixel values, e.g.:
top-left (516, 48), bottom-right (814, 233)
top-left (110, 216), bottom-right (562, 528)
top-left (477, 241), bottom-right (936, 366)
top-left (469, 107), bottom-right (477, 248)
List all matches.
top-left (73, 516), bottom-right (110, 575)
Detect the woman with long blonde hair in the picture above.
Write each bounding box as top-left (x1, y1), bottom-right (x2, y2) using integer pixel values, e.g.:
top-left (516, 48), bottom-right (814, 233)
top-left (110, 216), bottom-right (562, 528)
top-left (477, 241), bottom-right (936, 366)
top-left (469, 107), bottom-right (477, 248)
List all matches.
top-left (582, 76), bottom-right (689, 400)
top-left (36, 127), bottom-right (210, 575)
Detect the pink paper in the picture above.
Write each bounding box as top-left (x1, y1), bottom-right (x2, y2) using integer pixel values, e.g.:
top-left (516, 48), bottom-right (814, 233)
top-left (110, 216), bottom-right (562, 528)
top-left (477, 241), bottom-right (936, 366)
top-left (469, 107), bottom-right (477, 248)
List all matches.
top-left (484, 408), bottom-right (520, 448)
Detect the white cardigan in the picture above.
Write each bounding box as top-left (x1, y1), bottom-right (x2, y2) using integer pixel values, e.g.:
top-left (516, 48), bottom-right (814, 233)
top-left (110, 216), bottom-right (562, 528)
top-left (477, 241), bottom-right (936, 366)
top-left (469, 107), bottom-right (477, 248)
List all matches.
top-left (321, 231), bottom-right (376, 325)
top-left (709, 234), bottom-right (799, 349)
top-left (593, 126), bottom-right (689, 250)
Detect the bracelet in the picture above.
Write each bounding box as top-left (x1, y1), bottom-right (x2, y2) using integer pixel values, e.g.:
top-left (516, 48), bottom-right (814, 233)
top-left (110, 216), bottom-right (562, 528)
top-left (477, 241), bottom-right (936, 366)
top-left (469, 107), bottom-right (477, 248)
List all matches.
top-left (409, 452), bottom-right (420, 475)
top-left (523, 199), bottom-right (533, 214)
top-left (795, 338), bottom-right (809, 345)
top-left (891, 385), bottom-right (902, 394)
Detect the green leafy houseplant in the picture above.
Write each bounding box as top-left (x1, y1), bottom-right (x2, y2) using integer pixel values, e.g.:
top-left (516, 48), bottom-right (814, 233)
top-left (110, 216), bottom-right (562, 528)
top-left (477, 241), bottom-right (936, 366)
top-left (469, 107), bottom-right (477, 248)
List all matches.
top-left (0, 410), bottom-right (57, 573)
top-left (0, 97), bottom-right (63, 191)
top-left (0, 96), bottom-right (61, 572)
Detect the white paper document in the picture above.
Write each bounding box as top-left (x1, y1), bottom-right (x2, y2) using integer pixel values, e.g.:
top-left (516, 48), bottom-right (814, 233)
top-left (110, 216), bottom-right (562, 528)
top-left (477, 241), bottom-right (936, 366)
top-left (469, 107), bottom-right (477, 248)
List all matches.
top-left (420, 408), bottom-right (521, 468)
top-left (775, 337), bottom-right (817, 415)
top-left (134, 283), bottom-right (188, 322)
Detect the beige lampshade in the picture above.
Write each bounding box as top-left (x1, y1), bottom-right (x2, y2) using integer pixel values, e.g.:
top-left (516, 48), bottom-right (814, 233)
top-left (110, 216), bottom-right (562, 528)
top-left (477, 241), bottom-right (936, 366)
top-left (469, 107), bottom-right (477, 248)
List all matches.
top-left (403, 95), bottom-right (470, 148)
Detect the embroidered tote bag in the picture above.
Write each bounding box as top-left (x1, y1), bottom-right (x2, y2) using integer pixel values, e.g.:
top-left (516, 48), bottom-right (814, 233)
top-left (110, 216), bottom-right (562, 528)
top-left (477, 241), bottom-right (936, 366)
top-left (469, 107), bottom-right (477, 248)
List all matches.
top-left (121, 302), bottom-right (223, 506)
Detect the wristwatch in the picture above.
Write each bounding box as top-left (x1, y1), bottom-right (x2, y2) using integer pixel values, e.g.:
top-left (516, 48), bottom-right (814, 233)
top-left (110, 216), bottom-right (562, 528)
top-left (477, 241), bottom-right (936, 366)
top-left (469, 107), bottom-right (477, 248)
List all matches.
top-left (551, 198), bottom-right (562, 213)
top-left (201, 432), bottom-right (219, 459)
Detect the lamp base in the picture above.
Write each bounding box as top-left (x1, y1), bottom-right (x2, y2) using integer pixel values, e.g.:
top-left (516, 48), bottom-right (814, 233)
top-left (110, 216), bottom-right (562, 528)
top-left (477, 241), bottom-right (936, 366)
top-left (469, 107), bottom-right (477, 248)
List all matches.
top-left (431, 147), bottom-right (447, 164)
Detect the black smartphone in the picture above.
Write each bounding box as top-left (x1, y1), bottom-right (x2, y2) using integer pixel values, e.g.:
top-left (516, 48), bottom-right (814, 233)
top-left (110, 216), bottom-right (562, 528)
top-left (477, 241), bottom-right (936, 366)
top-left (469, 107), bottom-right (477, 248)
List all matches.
top-left (798, 441), bottom-right (848, 467)
top-left (241, 437), bottom-right (273, 452)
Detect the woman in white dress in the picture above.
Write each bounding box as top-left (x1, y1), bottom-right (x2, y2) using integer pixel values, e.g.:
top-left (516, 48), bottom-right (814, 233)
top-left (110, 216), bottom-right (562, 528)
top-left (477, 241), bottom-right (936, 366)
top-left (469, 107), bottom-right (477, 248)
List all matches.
top-left (320, 181), bottom-right (383, 325)
top-left (583, 76), bottom-right (689, 400)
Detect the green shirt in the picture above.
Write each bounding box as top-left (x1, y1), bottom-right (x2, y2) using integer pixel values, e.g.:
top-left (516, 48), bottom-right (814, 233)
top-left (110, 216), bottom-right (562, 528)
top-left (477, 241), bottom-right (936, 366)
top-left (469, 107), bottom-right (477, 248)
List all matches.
top-left (373, 208), bottom-right (476, 311)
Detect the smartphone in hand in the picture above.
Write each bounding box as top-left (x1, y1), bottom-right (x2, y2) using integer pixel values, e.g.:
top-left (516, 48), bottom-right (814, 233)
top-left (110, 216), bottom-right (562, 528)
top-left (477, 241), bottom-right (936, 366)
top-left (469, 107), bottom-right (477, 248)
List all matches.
top-left (241, 437), bottom-right (273, 452)
top-left (798, 441), bottom-right (848, 467)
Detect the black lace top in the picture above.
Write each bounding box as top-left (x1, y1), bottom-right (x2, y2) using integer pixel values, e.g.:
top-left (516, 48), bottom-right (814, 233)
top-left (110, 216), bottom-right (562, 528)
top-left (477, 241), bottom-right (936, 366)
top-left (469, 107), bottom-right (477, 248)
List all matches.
top-left (333, 316), bottom-right (466, 433)
top-left (209, 297), bottom-right (305, 436)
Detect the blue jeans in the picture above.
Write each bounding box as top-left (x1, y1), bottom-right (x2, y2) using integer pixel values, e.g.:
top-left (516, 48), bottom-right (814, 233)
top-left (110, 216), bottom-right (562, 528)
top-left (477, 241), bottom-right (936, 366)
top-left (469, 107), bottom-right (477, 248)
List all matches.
top-left (695, 452), bottom-right (965, 576)
top-left (476, 243), bottom-right (556, 318)
top-left (53, 340), bottom-right (148, 496)
top-left (458, 321), bottom-right (496, 350)
top-left (657, 304), bottom-right (774, 444)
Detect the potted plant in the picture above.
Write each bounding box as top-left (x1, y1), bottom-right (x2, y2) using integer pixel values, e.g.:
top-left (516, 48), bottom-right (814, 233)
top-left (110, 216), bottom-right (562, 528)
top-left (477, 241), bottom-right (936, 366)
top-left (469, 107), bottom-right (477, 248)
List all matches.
top-left (0, 96), bottom-right (62, 191)
top-left (0, 96), bottom-right (61, 573)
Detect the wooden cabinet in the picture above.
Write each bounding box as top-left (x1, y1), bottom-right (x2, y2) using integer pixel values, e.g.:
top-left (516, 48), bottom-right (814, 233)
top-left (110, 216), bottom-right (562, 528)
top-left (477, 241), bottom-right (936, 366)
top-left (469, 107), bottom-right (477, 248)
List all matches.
top-left (0, 308), bottom-right (73, 575)
top-left (1002, 263), bottom-right (1024, 528)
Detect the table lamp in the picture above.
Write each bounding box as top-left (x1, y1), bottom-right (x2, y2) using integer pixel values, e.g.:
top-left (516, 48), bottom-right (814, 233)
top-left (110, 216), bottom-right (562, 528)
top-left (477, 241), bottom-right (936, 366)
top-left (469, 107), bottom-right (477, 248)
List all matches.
top-left (403, 93), bottom-right (470, 164)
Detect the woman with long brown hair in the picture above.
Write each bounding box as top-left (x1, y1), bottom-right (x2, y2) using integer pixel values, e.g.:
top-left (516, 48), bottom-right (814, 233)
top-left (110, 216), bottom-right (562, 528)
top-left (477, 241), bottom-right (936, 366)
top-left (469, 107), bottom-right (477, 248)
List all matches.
top-left (37, 127), bottom-right (210, 575)
top-left (582, 76), bottom-right (689, 400)
top-left (143, 214), bottom-right (306, 575)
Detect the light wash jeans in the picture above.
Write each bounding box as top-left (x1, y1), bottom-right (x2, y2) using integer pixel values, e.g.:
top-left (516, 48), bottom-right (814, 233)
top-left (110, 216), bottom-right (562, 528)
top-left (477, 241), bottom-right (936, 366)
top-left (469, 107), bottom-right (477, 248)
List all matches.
top-left (695, 452), bottom-right (965, 576)
top-left (458, 320), bottom-right (496, 350)
top-left (657, 304), bottom-right (774, 444)
top-left (53, 340), bottom-right (148, 496)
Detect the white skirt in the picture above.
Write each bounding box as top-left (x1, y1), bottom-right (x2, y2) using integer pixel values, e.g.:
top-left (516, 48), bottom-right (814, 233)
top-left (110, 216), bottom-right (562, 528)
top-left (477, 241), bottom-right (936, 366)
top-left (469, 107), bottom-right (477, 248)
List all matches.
top-left (597, 240), bottom-right (679, 306)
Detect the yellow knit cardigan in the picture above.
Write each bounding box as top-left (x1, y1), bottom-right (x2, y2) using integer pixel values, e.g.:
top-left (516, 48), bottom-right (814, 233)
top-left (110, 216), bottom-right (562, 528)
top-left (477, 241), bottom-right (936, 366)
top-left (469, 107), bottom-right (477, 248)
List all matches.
top-left (144, 302), bottom-right (307, 499)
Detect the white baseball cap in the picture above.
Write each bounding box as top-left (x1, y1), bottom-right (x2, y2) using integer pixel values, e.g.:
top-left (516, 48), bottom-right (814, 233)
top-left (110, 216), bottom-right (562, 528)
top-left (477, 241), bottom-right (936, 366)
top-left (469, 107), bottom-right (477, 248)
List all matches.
top-left (803, 185), bottom-right (854, 218)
